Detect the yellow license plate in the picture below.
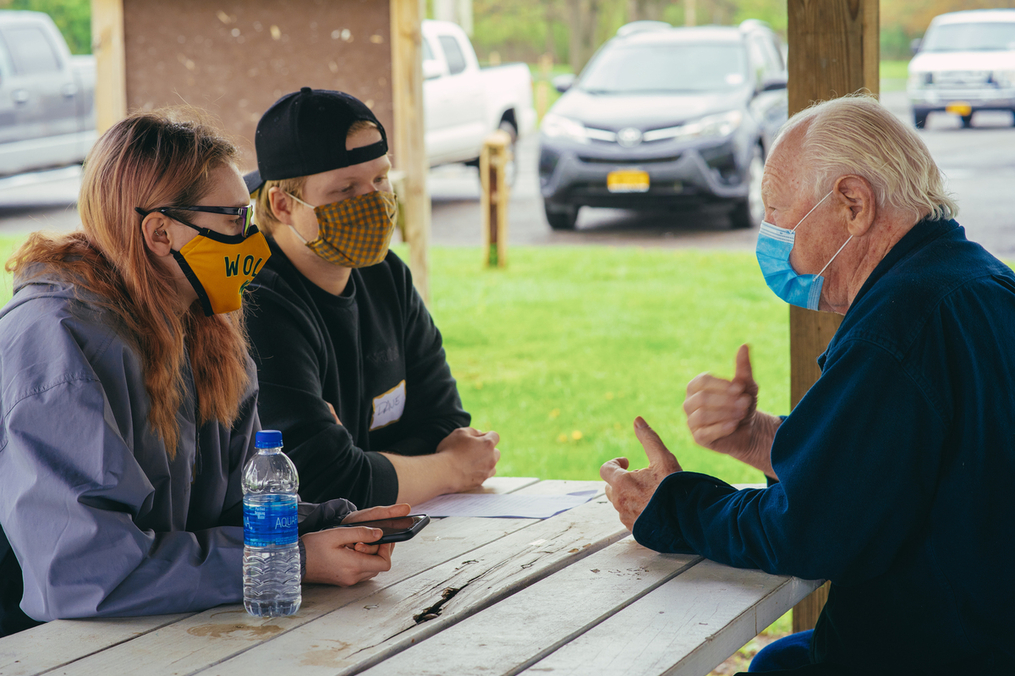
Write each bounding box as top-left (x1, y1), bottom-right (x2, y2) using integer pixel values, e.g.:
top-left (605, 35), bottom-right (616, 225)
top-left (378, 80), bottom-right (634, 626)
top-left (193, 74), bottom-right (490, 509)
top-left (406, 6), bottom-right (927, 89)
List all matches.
top-left (607, 170), bottom-right (650, 193)
top-left (946, 101), bottom-right (972, 116)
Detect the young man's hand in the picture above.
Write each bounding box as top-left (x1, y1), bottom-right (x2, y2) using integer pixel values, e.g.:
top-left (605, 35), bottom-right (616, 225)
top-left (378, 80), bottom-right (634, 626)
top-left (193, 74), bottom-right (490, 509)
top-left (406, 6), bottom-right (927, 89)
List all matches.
top-left (436, 427), bottom-right (501, 492)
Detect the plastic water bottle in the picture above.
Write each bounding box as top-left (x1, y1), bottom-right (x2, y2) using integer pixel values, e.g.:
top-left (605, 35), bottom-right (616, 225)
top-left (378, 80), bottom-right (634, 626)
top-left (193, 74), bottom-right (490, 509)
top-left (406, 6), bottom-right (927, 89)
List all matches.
top-left (242, 430), bottom-right (301, 617)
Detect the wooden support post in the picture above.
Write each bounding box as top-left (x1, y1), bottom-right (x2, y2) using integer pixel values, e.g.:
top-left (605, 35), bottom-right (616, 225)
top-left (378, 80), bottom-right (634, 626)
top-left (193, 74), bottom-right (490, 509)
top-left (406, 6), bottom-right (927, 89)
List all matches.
top-left (480, 130), bottom-right (511, 268)
top-left (91, 0), bottom-right (127, 134)
top-left (535, 53), bottom-right (553, 121)
top-left (786, 0), bottom-right (879, 634)
top-left (390, 0), bottom-right (431, 303)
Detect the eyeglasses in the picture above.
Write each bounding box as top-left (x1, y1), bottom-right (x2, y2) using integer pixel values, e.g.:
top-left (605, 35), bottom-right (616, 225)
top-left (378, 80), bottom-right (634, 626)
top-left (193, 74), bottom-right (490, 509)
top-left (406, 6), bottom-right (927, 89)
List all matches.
top-left (135, 205), bottom-right (255, 237)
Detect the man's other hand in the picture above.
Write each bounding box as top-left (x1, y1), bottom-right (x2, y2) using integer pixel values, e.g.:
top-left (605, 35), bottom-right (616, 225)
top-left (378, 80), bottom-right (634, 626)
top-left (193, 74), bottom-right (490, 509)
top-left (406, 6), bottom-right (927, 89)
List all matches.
top-left (436, 427), bottom-right (501, 492)
top-left (600, 417), bottom-right (682, 531)
top-left (684, 343), bottom-right (758, 453)
top-left (683, 344), bottom-right (779, 477)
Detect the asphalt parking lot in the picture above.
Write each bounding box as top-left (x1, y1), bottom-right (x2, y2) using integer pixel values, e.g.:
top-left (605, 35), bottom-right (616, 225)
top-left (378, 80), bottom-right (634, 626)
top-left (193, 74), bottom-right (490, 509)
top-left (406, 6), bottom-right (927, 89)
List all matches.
top-left (426, 90), bottom-right (1015, 257)
top-left (2, 91), bottom-right (1014, 258)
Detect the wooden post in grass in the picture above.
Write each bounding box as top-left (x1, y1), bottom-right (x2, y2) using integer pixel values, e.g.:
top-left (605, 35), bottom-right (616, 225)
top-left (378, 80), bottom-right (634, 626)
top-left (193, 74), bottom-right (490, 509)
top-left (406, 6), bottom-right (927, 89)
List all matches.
top-left (536, 53), bottom-right (553, 120)
top-left (786, 0), bottom-right (879, 633)
top-left (481, 130), bottom-right (511, 268)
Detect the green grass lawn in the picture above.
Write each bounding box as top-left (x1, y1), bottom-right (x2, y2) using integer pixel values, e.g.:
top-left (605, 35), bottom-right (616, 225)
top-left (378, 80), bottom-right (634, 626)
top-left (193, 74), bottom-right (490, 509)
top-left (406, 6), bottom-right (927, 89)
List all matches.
top-left (0, 235), bottom-right (23, 301)
top-left (0, 234), bottom-right (787, 484)
top-left (408, 244), bottom-right (788, 485)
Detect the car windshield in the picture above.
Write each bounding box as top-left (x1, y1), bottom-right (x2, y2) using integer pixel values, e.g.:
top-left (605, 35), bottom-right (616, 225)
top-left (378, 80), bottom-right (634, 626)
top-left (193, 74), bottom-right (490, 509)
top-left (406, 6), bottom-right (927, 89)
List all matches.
top-left (578, 42), bottom-right (748, 94)
top-left (921, 21), bottom-right (1015, 52)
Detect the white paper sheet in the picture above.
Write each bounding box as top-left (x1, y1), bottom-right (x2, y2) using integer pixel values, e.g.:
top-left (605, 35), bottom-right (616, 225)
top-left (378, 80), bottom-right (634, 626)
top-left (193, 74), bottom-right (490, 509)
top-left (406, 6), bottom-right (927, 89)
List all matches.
top-left (413, 490), bottom-right (599, 519)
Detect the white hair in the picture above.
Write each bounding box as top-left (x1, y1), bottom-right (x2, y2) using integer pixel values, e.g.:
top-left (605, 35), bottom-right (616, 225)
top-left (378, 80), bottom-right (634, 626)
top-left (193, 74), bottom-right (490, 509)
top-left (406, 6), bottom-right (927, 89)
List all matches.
top-left (773, 93), bottom-right (958, 221)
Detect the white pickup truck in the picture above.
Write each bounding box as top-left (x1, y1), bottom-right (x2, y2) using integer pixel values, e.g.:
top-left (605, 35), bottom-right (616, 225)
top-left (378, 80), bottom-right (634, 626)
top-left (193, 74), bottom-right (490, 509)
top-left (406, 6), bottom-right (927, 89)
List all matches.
top-left (422, 20), bottom-right (536, 168)
top-left (0, 10), bottom-right (96, 177)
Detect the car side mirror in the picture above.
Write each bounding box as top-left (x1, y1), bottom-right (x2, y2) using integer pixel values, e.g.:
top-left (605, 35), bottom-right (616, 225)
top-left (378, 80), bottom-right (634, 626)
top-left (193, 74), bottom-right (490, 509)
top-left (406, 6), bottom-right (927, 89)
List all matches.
top-left (552, 74), bottom-right (576, 94)
top-left (422, 60), bottom-right (443, 80)
top-left (759, 75), bottom-right (787, 92)
top-left (910, 38), bottom-right (922, 56)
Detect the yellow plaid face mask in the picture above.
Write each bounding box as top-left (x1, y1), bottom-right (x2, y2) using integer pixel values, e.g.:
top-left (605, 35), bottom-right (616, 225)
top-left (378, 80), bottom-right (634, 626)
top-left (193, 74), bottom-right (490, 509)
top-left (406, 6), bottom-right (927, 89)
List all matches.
top-left (288, 191), bottom-right (398, 268)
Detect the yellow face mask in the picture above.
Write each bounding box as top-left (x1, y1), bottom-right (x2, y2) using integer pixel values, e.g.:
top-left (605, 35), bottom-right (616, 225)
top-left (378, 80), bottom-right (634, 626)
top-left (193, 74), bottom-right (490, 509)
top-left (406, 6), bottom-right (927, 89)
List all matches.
top-left (136, 205), bottom-right (272, 315)
top-left (173, 227), bottom-right (272, 316)
top-left (288, 190), bottom-right (398, 268)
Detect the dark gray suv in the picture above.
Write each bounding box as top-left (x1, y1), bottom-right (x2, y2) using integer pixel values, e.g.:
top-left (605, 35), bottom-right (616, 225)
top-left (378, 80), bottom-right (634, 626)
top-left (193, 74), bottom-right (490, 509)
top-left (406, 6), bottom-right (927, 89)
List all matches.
top-left (539, 20), bottom-right (788, 230)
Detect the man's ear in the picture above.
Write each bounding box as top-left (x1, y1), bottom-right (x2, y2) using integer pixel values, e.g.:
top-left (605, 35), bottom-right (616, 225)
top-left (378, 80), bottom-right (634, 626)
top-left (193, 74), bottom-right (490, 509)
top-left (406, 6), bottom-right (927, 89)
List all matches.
top-left (268, 187), bottom-right (297, 226)
top-left (141, 213), bottom-right (174, 257)
top-left (834, 174), bottom-right (876, 237)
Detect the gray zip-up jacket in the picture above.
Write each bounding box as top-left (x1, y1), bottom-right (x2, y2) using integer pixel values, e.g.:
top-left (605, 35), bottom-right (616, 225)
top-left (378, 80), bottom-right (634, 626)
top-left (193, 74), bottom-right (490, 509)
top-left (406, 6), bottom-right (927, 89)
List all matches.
top-left (0, 270), bottom-right (353, 633)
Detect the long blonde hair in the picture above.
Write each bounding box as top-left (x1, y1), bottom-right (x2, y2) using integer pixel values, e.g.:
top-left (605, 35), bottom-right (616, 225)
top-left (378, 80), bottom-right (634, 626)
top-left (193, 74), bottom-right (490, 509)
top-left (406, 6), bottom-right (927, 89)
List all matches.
top-left (6, 111), bottom-right (251, 458)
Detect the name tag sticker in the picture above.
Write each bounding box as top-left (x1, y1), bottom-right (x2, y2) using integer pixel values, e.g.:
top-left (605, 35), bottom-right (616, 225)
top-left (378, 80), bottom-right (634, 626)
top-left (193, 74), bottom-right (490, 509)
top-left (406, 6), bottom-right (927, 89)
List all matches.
top-left (370, 380), bottom-right (406, 431)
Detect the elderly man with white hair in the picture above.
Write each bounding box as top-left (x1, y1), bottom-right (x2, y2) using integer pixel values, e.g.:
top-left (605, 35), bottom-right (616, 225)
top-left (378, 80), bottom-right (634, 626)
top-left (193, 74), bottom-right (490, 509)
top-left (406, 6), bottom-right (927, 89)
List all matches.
top-left (600, 94), bottom-right (1015, 675)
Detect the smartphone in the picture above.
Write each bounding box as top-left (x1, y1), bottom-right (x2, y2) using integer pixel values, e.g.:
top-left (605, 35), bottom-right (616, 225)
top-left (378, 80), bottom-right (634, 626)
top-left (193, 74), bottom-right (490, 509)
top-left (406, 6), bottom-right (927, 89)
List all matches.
top-left (336, 514), bottom-right (430, 544)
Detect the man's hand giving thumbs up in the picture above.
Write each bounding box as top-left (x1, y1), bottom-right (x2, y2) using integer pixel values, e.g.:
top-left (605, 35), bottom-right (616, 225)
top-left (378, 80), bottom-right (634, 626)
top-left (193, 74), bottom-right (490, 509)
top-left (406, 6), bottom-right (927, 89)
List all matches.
top-left (600, 417), bottom-right (682, 531)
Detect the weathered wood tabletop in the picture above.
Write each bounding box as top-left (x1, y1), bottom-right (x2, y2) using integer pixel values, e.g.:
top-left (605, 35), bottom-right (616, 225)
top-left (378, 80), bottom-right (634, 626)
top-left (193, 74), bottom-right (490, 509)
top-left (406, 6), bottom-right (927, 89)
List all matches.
top-left (0, 478), bottom-right (822, 676)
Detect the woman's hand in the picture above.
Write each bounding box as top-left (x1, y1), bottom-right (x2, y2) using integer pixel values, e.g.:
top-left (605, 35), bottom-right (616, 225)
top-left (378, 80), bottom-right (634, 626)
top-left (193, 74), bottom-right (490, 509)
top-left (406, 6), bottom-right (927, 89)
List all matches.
top-left (301, 503), bottom-right (411, 586)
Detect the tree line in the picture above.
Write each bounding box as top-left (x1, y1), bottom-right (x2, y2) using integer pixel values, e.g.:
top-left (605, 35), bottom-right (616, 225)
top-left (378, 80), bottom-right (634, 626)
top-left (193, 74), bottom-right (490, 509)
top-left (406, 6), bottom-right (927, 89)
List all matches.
top-left (472, 0), bottom-right (1015, 70)
top-left (6, 0), bottom-right (1015, 64)
top-left (0, 0), bottom-right (89, 55)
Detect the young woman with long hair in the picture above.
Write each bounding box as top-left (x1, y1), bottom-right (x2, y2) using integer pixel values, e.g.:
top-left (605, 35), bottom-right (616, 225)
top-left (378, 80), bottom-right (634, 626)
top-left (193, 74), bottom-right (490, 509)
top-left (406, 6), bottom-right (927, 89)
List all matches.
top-left (0, 111), bottom-right (408, 637)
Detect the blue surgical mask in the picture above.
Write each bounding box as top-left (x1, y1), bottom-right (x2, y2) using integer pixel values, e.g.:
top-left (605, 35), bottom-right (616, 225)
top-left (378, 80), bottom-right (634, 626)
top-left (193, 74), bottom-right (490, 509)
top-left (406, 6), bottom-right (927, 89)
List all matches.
top-left (755, 191), bottom-right (852, 311)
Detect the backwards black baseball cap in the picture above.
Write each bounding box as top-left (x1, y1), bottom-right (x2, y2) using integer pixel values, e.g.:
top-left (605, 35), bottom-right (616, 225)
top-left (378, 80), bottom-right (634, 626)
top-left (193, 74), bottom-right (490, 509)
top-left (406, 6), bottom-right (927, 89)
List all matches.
top-left (244, 87), bottom-right (388, 194)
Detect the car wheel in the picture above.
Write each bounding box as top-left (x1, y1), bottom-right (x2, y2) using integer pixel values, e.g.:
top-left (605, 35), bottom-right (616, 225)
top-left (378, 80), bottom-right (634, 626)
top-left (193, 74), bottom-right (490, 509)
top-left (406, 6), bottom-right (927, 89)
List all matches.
top-left (913, 111), bottom-right (929, 129)
top-left (960, 114), bottom-right (973, 128)
top-left (730, 145), bottom-right (765, 230)
top-left (498, 119), bottom-right (519, 186)
top-left (544, 201), bottom-right (579, 230)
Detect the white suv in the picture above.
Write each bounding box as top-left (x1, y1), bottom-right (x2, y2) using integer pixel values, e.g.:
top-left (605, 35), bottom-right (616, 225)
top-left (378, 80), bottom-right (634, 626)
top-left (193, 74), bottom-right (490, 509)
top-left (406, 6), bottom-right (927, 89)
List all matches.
top-left (908, 9), bottom-right (1015, 129)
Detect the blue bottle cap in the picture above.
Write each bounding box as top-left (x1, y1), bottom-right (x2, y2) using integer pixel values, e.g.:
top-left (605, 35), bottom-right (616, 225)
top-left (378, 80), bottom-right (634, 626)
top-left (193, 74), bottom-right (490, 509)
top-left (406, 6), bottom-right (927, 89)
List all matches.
top-left (255, 430), bottom-right (283, 449)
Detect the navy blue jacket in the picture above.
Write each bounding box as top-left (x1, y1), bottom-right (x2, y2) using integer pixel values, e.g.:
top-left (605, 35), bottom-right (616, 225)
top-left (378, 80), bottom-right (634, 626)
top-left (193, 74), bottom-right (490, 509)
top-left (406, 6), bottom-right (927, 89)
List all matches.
top-left (634, 219), bottom-right (1015, 672)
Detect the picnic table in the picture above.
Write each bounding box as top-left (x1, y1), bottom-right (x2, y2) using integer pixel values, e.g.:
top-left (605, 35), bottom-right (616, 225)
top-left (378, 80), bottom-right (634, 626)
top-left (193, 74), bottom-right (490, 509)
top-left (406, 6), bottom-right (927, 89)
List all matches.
top-left (0, 478), bottom-right (822, 676)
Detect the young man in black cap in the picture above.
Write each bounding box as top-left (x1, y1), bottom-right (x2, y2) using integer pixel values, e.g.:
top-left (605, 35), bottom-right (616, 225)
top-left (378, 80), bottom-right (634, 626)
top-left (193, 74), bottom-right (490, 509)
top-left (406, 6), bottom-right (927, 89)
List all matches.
top-left (245, 87), bottom-right (500, 508)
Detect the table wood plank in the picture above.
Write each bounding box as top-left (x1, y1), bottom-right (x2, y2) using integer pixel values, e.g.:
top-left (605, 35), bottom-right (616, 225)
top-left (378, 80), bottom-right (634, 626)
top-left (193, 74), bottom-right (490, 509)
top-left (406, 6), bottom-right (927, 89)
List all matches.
top-left (357, 538), bottom-right (701, 676)
top-left (519, 560), bottom-right (824, 676)
top-left (28, 480), bottom-right (599, 676)
top-left (202, 490), bottom-right (624, 676)
top-left (0, 614), bottom-right (190, 676)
